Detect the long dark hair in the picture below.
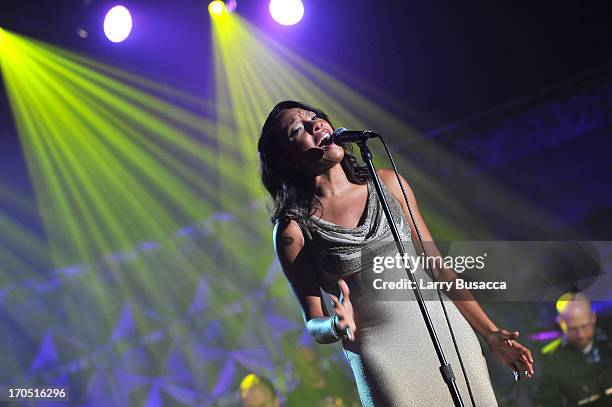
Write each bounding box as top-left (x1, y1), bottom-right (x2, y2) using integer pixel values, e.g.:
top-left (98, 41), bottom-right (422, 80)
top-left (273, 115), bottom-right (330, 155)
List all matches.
top-left (257, 100), bottom-right (370, 225)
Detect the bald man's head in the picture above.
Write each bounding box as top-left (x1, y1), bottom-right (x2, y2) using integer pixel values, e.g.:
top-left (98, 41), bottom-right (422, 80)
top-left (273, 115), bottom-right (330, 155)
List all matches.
top-left (556, 293), bottom-right (596, 352)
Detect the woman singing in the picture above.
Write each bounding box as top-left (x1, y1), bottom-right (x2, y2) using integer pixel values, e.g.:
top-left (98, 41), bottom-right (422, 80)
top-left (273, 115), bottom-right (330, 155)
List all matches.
top-left (257, 100), bottom-right (534, 406)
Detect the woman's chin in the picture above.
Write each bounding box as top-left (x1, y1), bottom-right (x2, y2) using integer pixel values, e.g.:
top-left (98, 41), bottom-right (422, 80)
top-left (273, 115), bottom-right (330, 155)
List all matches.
top-left (323, 145), bottom-right (345, 160)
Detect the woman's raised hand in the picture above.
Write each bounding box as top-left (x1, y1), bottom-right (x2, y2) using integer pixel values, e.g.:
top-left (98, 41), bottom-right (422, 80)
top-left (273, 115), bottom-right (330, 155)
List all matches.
top-left (330, 279), bottom-right (357, 341)
top-left (485, 329), bottom-right (534, 379)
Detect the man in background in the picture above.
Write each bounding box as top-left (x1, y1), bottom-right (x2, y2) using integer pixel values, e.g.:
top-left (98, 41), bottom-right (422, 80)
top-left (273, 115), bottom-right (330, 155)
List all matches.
top-left (534, 292), bottom-right (612, 406)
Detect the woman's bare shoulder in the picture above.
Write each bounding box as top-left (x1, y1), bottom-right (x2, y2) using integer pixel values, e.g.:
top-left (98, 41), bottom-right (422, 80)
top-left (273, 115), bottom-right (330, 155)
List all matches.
top-left (273, 217), bottom-right (305, 254)
top-left (376, 169), bottom-right (412, 198)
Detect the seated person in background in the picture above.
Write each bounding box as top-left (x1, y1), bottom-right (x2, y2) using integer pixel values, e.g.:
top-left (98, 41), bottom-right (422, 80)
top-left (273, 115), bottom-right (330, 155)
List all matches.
top-left (534, 292), bottom-right (612, 406)
top-left (240, 373), bottom-right (280, 407)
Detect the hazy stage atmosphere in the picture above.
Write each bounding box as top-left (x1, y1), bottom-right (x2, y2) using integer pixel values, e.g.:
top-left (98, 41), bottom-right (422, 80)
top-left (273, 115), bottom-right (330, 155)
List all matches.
top-left (1, 1), bottom-right (611, 406)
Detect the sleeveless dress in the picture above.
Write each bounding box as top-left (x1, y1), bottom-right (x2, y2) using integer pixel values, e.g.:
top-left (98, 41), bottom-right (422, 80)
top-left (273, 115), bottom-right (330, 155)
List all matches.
top-left (296, 179), bottom-right (499, 407)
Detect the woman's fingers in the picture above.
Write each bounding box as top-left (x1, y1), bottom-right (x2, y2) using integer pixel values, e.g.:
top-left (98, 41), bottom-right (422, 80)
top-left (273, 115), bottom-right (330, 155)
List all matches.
top-left (330, 295), bottom-right (345, 316)
top-left (330, 294), bottom-right (341, 308)
top-left (506, 345), bottom-right (534, 377)
top-left (521, 345), bottom-right (534, 364)
top-left (338, 279), bottom-right (351, 303)
top-left (330, 293), bottom-right (356, 341)
top-left (516, 358), bottom-right (533, 378)
top-left (520, 354), bottom-right (529, 366)
top-left (500, 329), bottom-right (519, 341)
top-left (491, 330), bottom-right (534, 379)
top-left (512, 341), bottom-right (534, 365)
top-left (516, 355), bottom-right (533, 373)
top-left (329, 296), bottom-right (345, 318)
top-left (520, 355), bottom-right (534, 376)
top-left (337, 279), bottom-right (354, 320)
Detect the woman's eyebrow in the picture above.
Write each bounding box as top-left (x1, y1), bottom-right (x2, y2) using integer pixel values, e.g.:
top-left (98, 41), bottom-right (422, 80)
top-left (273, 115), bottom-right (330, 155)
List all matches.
top-left (288, 114), bottom-right (303, 129)
top-left (286, 111), bottom-right (312, 130)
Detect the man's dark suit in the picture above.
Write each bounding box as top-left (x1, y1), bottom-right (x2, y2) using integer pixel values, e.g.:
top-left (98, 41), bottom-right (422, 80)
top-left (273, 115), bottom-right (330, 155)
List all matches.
top-left (534, 330), bottom-right (612, 406)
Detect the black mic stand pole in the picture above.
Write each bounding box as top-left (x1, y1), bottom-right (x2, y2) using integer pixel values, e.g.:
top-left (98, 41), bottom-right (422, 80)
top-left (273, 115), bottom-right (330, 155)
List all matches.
top-left (355, 136), bottom-right (465, 407)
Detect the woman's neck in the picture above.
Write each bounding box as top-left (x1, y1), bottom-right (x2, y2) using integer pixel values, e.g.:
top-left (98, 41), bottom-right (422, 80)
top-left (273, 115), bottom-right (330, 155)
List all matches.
top-left (313, 164), bottom-right (353, 198)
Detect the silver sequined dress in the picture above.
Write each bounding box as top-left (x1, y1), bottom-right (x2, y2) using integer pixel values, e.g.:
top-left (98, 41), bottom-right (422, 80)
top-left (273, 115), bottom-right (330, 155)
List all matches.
top-left (296, 178), bottom-right (498, 406)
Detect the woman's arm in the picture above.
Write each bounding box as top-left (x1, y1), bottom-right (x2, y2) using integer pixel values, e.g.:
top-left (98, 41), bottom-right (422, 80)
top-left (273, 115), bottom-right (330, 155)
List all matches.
top-left (273, 217), bottom-right (356, 344)
top-left (377, 169), bottom-right (534, 376)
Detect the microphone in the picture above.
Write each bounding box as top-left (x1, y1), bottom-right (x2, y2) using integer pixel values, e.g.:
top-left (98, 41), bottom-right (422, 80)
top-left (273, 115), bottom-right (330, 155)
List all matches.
top-left (332, 127), bottom-right (379, 144)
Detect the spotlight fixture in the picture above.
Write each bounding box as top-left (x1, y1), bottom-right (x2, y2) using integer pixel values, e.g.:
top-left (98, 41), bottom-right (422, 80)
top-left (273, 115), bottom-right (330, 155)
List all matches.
top-left (269, 0), bottom-right (304, 26)
top-left (208, 1), bottom-right (226, 16)
top-left (103, 5), bottom-right (132, 43)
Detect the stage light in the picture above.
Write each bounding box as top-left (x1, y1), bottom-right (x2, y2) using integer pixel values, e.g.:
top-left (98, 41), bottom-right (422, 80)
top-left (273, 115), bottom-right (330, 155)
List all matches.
top-left (103, 5), bottom-right (132, 43)
top-left (209, 1), bottom-right (226, 17)
top-left (0, 27), bottom-right (4, 45)
top-left (269, 0), bottom-right (304, 26)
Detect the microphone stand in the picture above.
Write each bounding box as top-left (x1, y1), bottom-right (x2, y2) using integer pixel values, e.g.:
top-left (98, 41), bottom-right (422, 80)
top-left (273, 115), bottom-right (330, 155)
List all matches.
top-left (354, 135), bottom-right (465, 407)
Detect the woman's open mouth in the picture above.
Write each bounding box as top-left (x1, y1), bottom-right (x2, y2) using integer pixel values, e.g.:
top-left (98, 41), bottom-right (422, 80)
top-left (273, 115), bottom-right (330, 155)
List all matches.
top-left (318, 132), bottom-right (333, 147)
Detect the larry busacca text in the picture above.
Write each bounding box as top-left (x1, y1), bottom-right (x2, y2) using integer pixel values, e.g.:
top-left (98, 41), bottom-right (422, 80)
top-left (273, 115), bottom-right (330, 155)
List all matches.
top-left (371, 252), bottom-right (508, 292)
